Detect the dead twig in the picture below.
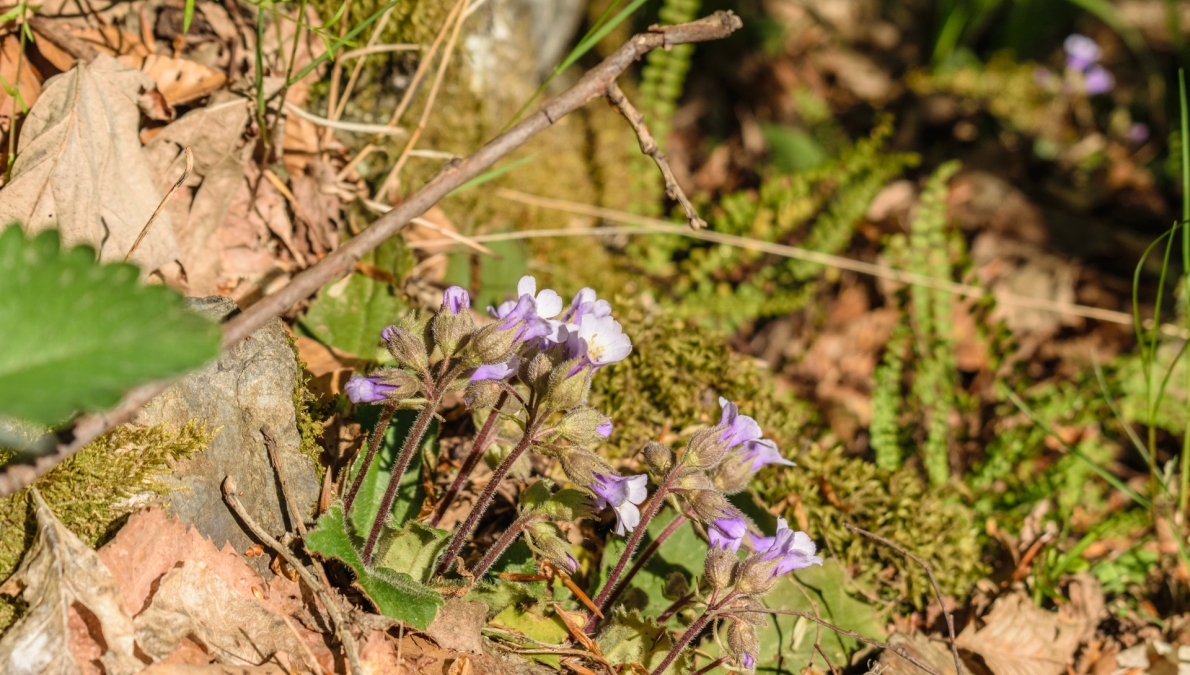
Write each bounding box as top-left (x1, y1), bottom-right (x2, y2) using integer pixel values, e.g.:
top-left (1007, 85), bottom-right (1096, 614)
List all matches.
top-left (261, 425), bottom-right (306, 537)
top-left (605, 81), bottom-right (705, 230)
top-left (844, 524), bottom-right (962, 675)
top-left (221, 475), bottom-right (363, 675)
top-left (125, 147), bottom-right (193, 263)
top-left (0, 11), bottom-right (745, 499)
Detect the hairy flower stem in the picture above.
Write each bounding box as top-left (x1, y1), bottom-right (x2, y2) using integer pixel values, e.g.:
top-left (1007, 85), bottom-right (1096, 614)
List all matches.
top-left (472, 512), bottom-right (540, 578)
top-left (343, 403), bottom-right (397, 513)
top-left (597, 513), bottom-right (688, 620)
top-left (361, 397), bottom-right (440, 565)
top-left (586, 469), bottom-right (678, 632)
top-left (656, 591), bottom-right (695, 624)
top-left (692, 657), bottom-right (729, 675)
top-left (434, 415), bottom-right (539, 577)
top-left (430, 392), bottom-right (509, 527)
top-left (649, 593), bottom-right (734, 675)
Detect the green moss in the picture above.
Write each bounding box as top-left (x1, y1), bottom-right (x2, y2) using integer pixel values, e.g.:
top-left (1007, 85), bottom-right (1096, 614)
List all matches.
top-left (0, 421), bottom-right (215, 632)
top-left (289, 335), bottom-right (329, 483)
top-left (758, 443), bottom-right (987, 606)
top-left (588, 296), bottom-right (813, 458)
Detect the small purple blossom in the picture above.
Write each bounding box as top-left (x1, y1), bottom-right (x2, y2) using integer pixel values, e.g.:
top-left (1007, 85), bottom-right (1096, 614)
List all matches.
top-left (739, 438), bottom-right (796, 471)
top-left (564, 287), bottom-right (613, 324)
top-left (345, 375), bottom-right (396, 404)
top-left (709, 516), bottom-right (749, 552)
top-left (591, 473), bottom-right (648, 536)
top-left (559, 554), bottom-right (579, 574)
top-left (1128, 122), bottom-right (1150, 143)
top-left (718, 397), bottom-right (763, 449)
top-left (442, 286), bottom-right (470, 315)
top-left (489, 294), bottom-right (554, 341)
top-left (742, 654), bottom-right (755, 669)
top-left (1084, 64), bottom-right (1114, 95)
top-left (566, 314), bottom-right (633, 371)
top-left (753, 518), bottom-right (823, 576)
top-left (1064, 34), bottom-right (1102, 73)
top-left (596, 419), bottom-right (613, 438)
top-left (470, 356), bottom-right (519, 382)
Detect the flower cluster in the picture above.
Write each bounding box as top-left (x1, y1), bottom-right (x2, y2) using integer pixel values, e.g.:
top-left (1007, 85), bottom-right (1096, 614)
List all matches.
top-left (1035, 34), bottom-right (1115, 97)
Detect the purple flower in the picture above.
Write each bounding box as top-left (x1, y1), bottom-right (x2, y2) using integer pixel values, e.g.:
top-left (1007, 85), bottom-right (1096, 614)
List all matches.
top-left (564, 287), bottom-right (612, 324)
top-left (559, 554), bottom-right (579, 574)
top-left (470, 355), bottom-right (519, 382)
top-left (742, 654), bottom-right (755, 669)
top-left (1128, 122), bottom-right (1150, 143)
top-left (1064, 34), bottom-right (1101, 73)
top-left (489, 294), bottom-right (554, 342)
top-left (517, 276), bottom-right (564, 319)
top-left (739, 438), bottom-right (795, 471)
top-left (596, 420), bottom-right (613, 438)
top-left (753, 518), bottom-right (822, 575)
top-left (718, 397), bottom-right (763, 448)
top-left (590, 473), bottom-right (648, 536)
top-left (1084, 65), bottom-right (1114, 95)
top-left (709, 516), bottom-right (749, 552)
top-left (567, 314), bottom-right (633, 370)
top-left (345, 375), bottom-right (396, 404)
top-left (442, 286), bottom-right (470, 315)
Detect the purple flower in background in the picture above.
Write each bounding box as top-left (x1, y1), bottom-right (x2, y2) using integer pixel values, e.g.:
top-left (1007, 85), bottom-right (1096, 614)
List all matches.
top-left (345, 376), bottom-right (396, 404)
top-left (1084, 64), bottom-right (1114, 95)
top-left (753, 518), bottom-right (822, 576)
top-left (718, 397), bottom-right (763, 448)
top-left (591, 473), bottom-right (648, 536)
top-left (597, 419), bottom-right (613, 438)
top-left (470, 355), bottom-right (519, 382)
top-left (709, 516), bottom-right (749, 552)
top-left (1128, 122), bottom-right (1150, 143)
top-left (442, 286), bottom-right (470, 315)
top-left (739, 438), bottom-right (796, 471)
top-left (1064, 34), bottom-right (1102, 73)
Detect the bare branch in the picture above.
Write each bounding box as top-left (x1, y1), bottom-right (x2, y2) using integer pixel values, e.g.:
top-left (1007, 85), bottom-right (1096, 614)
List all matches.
top-left (605, 81), bottom-right (706, 230)
top-left (0, 11), bottom-right (744, 498)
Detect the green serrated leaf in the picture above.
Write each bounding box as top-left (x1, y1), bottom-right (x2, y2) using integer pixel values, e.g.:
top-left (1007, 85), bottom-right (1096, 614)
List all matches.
top-left (298, 235), bottom-right (413, 358)
top-left (597, 609), bottom-right (677, 673)
top-left (347, 407), bottom-right (436, 536)
top-left (306, 506), bottom-right (443, 629)
top-left (489, 605), bottom-right (569, 667)
top-left (378, 520), bottom-right (450, 583)
top-left (443, 238), bottom-right (527, 311)
top-left (0, 226), bottom-right (220, 426)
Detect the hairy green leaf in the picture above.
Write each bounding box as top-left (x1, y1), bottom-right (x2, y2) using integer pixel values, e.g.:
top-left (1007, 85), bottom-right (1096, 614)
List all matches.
top-left (598, 609), bottom-right (676, 673)
top-left (347, 407), bottom-right (436, 536)
top-left (489, 605), bottom-right (569, 667)
top-left (377, 520), bottom-right (449, 583)
top-left (0, 226), bottom-right (220, 426)
top-left (306, 506), bottom-right (442, 629)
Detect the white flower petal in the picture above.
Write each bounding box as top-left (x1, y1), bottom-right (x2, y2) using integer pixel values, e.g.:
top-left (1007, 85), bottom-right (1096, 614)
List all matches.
top-left (625, 474), bottom-right (649, 504)
top-left (615, 501), bottom-right (641, 535)
top-left (536, 289), bottom-right (564, 318)
top-left (517, 276), bottom-right (537, 298)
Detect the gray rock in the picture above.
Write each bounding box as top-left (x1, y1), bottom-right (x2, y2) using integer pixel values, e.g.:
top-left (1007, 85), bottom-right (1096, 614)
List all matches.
top-left (136, 296), bottom-right (320, 572)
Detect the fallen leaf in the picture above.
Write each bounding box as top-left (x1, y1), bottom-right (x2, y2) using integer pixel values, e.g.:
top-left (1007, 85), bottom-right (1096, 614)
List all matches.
top-left (131, 54), bottom-right (226, 106)
top-left (0, 488), bottom-right (143, 675)
top-left (0, 35), bottom-right (43, 132)
top-left (140, 665), bottom-right (289, 674)
top-left (425, 599), bottom-right (488, 655)
top-left (0, 55), bottom-right (181, 272)
top-left (289, 158), bottom-right (340, 256)
top-left (134, 559), bottom-right (320, 670)
top-left (293, 335), bottom-right (361, 398)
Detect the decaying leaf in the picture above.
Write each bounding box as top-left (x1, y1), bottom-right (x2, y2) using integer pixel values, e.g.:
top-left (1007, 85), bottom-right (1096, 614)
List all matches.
top-left (425, 600), bottom-right (489, 655)
top-left (0, 488), bottom-right (143, 675)
top-left (0, 35), bottom-right (42, 132)
top-left (956, 578), bottom-right (1104, 675)
top-left (0, 55), bottom-right (181, 272)
top-left (133, 559), bottom-right (320, 670)
top-left (122, 55), bottom-right (227, 106)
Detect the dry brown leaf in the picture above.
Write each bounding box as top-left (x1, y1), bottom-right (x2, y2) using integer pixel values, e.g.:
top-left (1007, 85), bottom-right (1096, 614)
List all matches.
top-left (956, 580), bottom-right (1103, 675)
top-left (134, 559), bottom-right (320, 670)
top-left (0, 35), bottom-right (42, 132)
top-left (0, 55), bottom-right (181, 272)
top-left (72, 25), bottom-right (151, 59)
top-left (425, 600), bottom-right (488, 656)
top-left (0, 489), bottom-right (143, 675)
top-left (133, 54), bottom-right (227, 106)
top-left (289, 158), bottom-right (340, 256)
top-left (143, 91), bottom-right (250, 293)
top-left (140, 665), bottom-right (288, 674)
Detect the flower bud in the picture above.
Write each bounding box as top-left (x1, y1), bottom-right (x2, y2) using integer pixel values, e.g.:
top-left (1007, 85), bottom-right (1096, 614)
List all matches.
top-left (710, 453), bottom-right (754, 495)
top-left (528, 522), bottom-right (579, 575)
top-left (683, 425), bottom-right (732, 469)
top-left (544, 364), bottom-right (591, 411)
top-left (370, 367), bottom-right (422, 400)
top-left (556, 446), bottom-right (613, 488)
top-left (555, 407), bottom-right (613, 447)
top-left (464, 379), bottom-right (503, 409)
top-left (727, 620), bottom-right (760, 671)
top-left (430, 309), bottom-right (474, 356)
top-left (442, 286), bottom-right (470, 315)
top-left (383, 319), bottom-right (429, 371)
top-left (467, 322), bottom-right (519, 365)
top-left (642, 442), bottom-right (674, 476)
top-left (675, 469), bottom-right (714, 492)
top-left (687, 489), bottom-right (731, 522)
top-left (731, 597), bottom-right (769, 627)
top-left (704, 546), bottom-right (737, 589)
top-left (519, 351), bottom-right (555, 393)
top-left (734, 556), bottom-right (780, 596)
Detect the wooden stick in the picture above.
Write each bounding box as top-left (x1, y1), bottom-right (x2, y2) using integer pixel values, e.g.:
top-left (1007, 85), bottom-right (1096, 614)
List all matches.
top-left (125, 147), bottom-right (193, 263)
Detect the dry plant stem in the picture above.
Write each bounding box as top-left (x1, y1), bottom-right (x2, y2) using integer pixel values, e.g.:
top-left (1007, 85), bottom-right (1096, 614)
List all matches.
top-left (126, 147), bottom-right (194, 262)
top-left (844, 523), bottom-right (961, 675)
top-left (385, 0), bottom-right (467, 129)
top-left (0, 12), bottom-right (744, 500)
top-left (376, 0), bottom-right (469, 201)
top-left (588, 473), bottom-right (677, 629)
top-left (434, 416), bottom-right (541, 577)
top-left (221, 476), bottom-right (363, 675)
top-left (815, 643), bottom-right (841, 675)
top-left (691, 656), bottom-right (729, 675)
top-left (472, 512), bottom-right (541, 578)
top-left (262, 424), bottom-right (308, 537)
top-left (362, 395), bottom-right (441, 564)
top-left (604, 82), bottom-right (705, 230)
top-left (329, 6), bottom-right (400, 121)
top-left (322, 0), bottom-right (356, 145)
top-left (598, 512), bottom-right (687, 618)
top-left (431, 392), bottom-right (509, 527)
top-left (656, 591), bottom-right (694, 623)
top-left (343, 402), bottom-right (397, 513)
